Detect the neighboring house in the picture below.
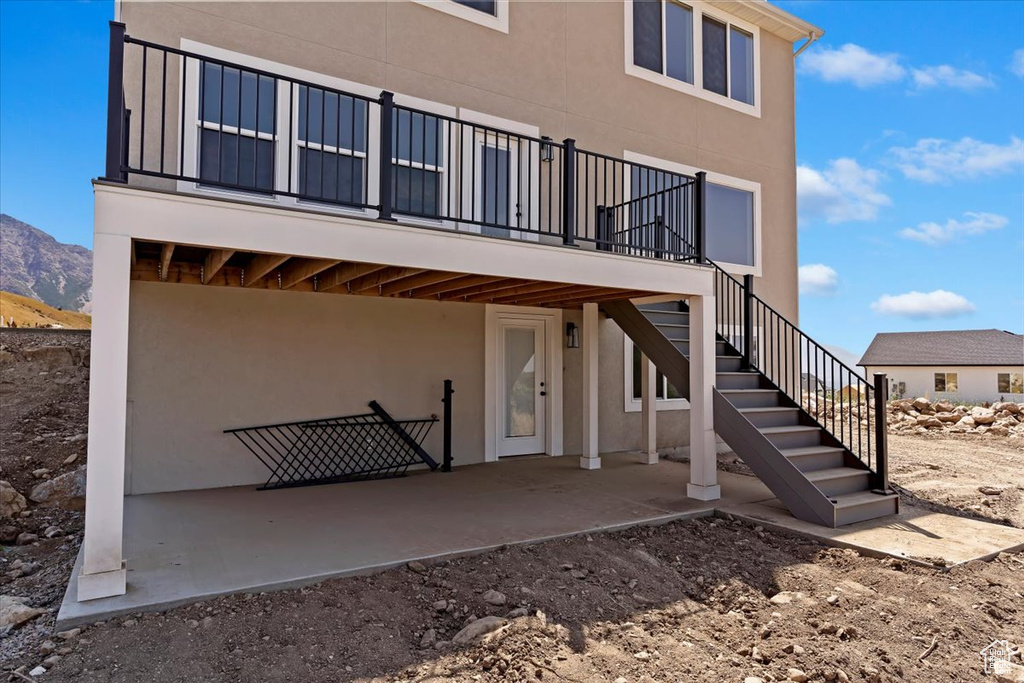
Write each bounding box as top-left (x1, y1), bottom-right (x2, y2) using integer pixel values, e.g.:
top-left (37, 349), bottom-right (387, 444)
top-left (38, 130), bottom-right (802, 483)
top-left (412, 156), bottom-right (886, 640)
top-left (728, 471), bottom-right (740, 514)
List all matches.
top-left (78, 0), bottom-right (898, 608)
top-left (859, 330), bottom-right (1024, 403)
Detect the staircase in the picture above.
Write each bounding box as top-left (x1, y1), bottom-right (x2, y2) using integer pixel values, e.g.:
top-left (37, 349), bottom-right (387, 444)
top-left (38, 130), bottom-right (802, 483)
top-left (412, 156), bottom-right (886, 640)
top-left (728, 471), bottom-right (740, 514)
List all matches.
top-left (604, 279), bottom-right (899, 528)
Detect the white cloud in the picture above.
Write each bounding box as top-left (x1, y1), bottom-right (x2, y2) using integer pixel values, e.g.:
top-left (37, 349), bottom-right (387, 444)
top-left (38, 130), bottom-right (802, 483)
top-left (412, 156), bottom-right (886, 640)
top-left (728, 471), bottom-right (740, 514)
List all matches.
top-left (911, 65), bottom-right (994, 91)
top-left (899, 212), bottom-right (1008, 245)
top-left (799, 44), bottom-right (906, 88)
top-left (871, 290), bottom-right (976, 319)
top-left (1011, 49), bottom-right (1024, 78)
top-left (888, 136), bottom-right (1024, 183)
top-left (799, 264), bottom-right (839, 296)
top-left (797, 158), bottom-right (891, 224)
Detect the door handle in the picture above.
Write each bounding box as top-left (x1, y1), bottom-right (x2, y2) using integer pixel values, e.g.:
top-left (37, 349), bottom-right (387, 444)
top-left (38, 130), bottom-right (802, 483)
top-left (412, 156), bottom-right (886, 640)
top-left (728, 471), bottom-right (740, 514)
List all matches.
top-left (539, 391), bottom-right (547, 396)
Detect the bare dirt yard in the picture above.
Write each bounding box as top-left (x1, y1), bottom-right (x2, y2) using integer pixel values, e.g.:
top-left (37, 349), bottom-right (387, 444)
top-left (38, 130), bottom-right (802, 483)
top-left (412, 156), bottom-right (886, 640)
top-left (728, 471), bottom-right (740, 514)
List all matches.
top-left (2, 331), bottom-right (1023, 682)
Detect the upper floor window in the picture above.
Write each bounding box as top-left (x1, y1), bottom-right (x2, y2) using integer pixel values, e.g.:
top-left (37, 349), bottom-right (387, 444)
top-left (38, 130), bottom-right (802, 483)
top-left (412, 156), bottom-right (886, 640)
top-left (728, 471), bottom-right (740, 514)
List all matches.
top-left (296, 85), bottom-right (369, 206)
top-left (392, 108), bottom-right (445, 218)
top-left (452, 0), bottom-right (496, 16)
top-left (706, 182), bottom-right (754, 267)
top-left (627, 1), bottom-right (759, 115)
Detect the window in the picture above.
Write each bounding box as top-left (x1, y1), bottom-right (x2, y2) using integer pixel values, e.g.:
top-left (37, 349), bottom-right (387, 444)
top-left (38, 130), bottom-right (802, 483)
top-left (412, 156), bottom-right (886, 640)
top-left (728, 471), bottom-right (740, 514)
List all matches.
top-left (392, 109), bottom-right (445, 218)
top-left (198, 61), bottom-right (276, 191)
top-left (997, 373), bottom-right (1023, 394)
top-left (934, 372), bottom-right (958, 393)
top-left (626, 2), bottom-right (759, 114)
top-left (627, 165), bottom-right (689, 254)
top-left (706, 182), bottom-right (754, 267)
top-left (297, 85), bottom-right (368, 205)
top-left (624, 340), bottom-right (687, 411)
top-left (475, 134), bottom-right (519, 233)
top-left (452, 0), bottom-right (496, 15)
top-left (632, 0), bottom-right (694, 84)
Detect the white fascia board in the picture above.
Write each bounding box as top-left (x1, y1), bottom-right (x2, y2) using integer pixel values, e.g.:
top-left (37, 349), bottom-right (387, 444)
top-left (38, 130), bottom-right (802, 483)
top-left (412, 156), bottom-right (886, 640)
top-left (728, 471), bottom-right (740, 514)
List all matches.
top-left (95, 183), bottom-right (714, 297)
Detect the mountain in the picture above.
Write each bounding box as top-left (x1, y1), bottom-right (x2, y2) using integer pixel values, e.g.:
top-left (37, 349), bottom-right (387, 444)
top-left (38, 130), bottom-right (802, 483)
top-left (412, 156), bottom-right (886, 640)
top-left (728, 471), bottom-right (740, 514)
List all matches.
top-left (0, 290), bottom-right (91, 329)
top-left (0, 214), bottom-right (93, 312)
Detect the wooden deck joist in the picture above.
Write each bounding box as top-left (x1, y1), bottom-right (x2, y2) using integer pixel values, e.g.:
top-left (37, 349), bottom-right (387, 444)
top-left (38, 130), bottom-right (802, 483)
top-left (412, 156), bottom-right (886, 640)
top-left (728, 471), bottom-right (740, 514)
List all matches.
top-left (129, 239), bottom-right (657, 309)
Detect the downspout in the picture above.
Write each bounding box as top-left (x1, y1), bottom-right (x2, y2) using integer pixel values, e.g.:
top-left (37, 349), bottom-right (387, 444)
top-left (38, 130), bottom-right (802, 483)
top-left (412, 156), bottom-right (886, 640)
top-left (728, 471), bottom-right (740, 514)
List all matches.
top-left (793, 31), bottom-right (819, 59)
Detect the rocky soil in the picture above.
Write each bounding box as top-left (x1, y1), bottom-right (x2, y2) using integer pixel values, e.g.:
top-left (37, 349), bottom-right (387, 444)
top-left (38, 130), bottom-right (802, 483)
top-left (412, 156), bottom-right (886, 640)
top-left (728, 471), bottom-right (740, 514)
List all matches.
top-left (2, 333), bottom-right (1023, 682)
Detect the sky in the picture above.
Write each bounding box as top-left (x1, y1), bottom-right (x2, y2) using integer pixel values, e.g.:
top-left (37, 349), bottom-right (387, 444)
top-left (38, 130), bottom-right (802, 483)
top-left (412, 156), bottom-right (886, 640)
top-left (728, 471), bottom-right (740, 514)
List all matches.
top-left (0, 0), bottom-right (1022, 357)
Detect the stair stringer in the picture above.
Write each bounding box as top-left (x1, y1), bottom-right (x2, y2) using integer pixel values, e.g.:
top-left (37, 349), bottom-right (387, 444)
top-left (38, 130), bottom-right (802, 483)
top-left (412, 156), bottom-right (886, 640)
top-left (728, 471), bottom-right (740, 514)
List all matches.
top-left (603, 299), bottom-right (691, 401)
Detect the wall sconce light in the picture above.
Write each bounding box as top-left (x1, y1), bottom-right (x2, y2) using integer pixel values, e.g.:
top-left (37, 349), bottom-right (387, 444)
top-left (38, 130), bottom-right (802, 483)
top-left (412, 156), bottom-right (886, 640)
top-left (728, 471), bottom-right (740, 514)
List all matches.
top-left (541, 136), bottom-right (554, 163)
top-left (566, 322), bottom-right (580, 349)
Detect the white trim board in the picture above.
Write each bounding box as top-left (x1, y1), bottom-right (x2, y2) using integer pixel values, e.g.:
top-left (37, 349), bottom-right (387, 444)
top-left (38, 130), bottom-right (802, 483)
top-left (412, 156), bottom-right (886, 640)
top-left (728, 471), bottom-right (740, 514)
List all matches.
top-left (484, 305), bottom-right (564, 462)
top-left (411, 0), bottom-right (510, 34)
top-left (623, 150), bottom-right (762, 278)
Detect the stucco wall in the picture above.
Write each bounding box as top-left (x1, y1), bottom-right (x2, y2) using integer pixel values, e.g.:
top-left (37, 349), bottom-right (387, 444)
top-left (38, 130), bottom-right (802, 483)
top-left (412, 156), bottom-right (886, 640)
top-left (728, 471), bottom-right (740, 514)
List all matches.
top-left (119, 0), bottom-right (800, 320)
top-left (865, 365), bottom-right (1024, 404)
top-left (126, 282), bottom-right (690, 493)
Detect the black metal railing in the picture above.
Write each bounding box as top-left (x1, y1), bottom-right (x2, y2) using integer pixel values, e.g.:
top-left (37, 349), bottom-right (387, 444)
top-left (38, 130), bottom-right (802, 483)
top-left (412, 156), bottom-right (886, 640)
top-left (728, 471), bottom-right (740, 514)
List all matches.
top-left (710, 262), bottom-right (889, 489)
top-left (105, 23), bottom-right (704, 265)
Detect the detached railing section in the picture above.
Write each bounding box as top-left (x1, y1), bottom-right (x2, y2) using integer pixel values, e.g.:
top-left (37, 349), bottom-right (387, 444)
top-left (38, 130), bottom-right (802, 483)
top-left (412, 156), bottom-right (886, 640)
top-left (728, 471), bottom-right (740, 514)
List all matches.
top-left (104, 23), bottom-right (703, 264)
top-left (710, 264), bottom-right (890, 491)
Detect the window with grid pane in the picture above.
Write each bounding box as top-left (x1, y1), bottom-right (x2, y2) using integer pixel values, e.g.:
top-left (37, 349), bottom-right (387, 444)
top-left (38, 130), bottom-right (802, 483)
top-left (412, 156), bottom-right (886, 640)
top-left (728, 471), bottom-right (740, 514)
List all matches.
top-left (392, 109), bottom-right (444, 217)
top-left (199, 61), bottom-right (276, 191)
top-left (297, 85), bottom-right (368, 206)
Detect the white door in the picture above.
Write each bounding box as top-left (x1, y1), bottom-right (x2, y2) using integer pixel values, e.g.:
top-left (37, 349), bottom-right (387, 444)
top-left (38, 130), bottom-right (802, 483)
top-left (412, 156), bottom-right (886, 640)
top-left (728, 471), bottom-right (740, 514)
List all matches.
top-left (497, 319), bottom-right (547, 456)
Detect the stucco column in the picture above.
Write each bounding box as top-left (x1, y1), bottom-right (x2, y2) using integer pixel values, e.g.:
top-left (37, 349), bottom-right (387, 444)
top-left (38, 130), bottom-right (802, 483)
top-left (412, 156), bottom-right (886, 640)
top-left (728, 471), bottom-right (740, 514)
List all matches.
top-left (78, 231), bottom-right (131, 601)
top-left (640, 352), bottom-right (658, 464)
top-left (687, 293), bottom-right (720, 500)
top-left (580, 302), bottom-right (600, 469)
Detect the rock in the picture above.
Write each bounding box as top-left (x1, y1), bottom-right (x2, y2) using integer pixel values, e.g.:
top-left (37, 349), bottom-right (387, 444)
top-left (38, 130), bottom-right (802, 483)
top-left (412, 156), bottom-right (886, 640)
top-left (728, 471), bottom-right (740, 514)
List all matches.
top-left (933, 400), bottom-right (954, 413)
top-left (634, 651), bottom-right (651, 660)
top-left (482, 589), bottom-right (507, 606)
top-left (787, 669), bottom-right (809, 683)
top-left (419, 628), bottom-right (436, 648)
top-left (911, 397), bottom-right (931, 412)
top-left (570, 569), bottom-right (588, 580)
top-left (935, 412), bottom-right (959, 423)
top-left (979, 486), bottom-right (1006, 496)
top-left (0, 597), bottom-right (45, 629)
top-left (407, 561), bottom-right (427, 575)
top-left (0, 525), bottom-right (18, 544)
top-left (745, 678), bottom-right (766, 683)
top-left (39, 641), bottom-right (56, 656)
top-left (56, 628), bottom-right (81, 640)
top-left (783, 643), bottom-right (805, 655)
top-left (44, 525), bottom-right (64, 538)
top-left (836, 670), bottom-right (850, 683)
top-left (507, 607), bottom-right (529, 619)
top-left (451, 615), bottom-right (507, 644)
top-left (971, 407), bottom-right (997, 424)
top-left (995, 662), bottom-right (1024, 683)
top-left (63, 453), bottom-right (79, 466)
top-left (29, 666), bottom-right (47, 677)
top-left (916, 416), bottom-right (942, 428)
top-left (32, 468), bottom-right (51, 479)
top-left (432, 599), bottom-right (448, 612)
top-left (769, 591), bottom-right (814, 606)
top-left (29, 465), bottom-right (86, 510)
top-left (0, 480), bottom-right (27, 518)
top-left (16, 532), bottom-right (38, 545)
top-left (123, 619), bottom-right (137, 627)
top-left (826, 595), bottom-right (839, 605)
top-left (992, 402), bottom-right (1019, 414)
top-left (42, 655), bottom-right (61, 668)
top-left (957, 415), bottom-right (977, 428)
top-left (66, 433), bottom-right (88, 443)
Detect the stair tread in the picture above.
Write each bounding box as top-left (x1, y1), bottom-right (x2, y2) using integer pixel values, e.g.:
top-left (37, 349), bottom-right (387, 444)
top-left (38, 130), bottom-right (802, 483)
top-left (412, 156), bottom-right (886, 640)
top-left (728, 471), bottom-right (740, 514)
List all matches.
top-left (805, 467), bottom-right (870, 481)
top-left (719, 388), bottom-right (778, 393)
top-left (655, 323), bottom-right (689, 329)
top-left (717, 371), bottom-right (760, 376)
top-left (759, 425), bottom-right (820, 434)
top-left (833, 490), bottom-right (898, 507)
top-left (738, 406), bottom-right (800, 413)
top-left (780, 445), bottom-right (846, 457)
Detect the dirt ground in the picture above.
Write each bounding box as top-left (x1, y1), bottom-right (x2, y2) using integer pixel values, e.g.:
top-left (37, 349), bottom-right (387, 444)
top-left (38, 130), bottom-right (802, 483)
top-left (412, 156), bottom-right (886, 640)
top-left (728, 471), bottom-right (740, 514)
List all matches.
top-left (2, 331), bottom-right (1023, 682)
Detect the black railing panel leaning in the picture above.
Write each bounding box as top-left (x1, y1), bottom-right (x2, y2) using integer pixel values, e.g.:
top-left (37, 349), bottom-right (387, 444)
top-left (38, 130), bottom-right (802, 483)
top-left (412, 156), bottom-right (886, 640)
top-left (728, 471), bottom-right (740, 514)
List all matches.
top-left (108, 26), bottom-right (702, 265)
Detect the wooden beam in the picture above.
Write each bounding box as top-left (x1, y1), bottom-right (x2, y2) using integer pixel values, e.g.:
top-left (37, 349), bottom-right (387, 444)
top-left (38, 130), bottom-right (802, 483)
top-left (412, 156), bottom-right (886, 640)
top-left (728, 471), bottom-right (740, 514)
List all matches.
top-left (319, 262), bottom-right (387, 292)
top-left (407, 274), bottom-right (502, 299)
top-left (438, 278), bottom-right (527, 301)
top-left (489, 283), bottom-right (586, 305)
top-left (380, 271), bottom-right (464, 297)
top-left (349, 267), bottom-right (427, 294)
top-left (244, 253), bottom-right (291, 286)
top-left (279, 258), bottom-right (340, 290)
top-left (463, 280), bottom-right (568, 303)
top-left (158, 243), bottom-right (175, 282)
top-left (203, 249), bottom-right (235, 285)
top-left (540, 289), bottom-right (641, 306)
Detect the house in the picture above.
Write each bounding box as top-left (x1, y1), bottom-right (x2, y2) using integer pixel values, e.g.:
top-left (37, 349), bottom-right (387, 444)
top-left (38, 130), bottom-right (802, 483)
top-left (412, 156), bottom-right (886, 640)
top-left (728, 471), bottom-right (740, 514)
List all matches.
top-left (76, 0), bottom-right (898, 612)
top-left (859, 330), bottom-right (1024, 403)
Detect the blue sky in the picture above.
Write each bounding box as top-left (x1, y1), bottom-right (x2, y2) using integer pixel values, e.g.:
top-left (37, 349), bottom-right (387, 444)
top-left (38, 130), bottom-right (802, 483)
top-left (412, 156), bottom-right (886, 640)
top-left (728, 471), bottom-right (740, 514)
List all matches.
top-left (1, 1), bottom-right (1022, 357)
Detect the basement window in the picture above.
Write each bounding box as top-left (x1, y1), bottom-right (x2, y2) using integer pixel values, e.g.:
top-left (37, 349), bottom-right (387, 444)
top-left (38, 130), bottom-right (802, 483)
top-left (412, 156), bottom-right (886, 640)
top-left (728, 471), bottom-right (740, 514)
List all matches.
top-left (934, 372), bottom-right (958, 393)
top-left (997, 373), bottom-right (1023, 394)
top-left (623, 340), bottom-right (687, 412)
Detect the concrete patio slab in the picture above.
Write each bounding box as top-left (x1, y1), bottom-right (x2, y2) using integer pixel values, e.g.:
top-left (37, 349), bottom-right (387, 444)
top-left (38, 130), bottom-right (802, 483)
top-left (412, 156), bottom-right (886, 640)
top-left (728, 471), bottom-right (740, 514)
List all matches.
top-left (57, 453), bottom-right (773, 627)
top-left (719, 498), bottom-right (1024, 568)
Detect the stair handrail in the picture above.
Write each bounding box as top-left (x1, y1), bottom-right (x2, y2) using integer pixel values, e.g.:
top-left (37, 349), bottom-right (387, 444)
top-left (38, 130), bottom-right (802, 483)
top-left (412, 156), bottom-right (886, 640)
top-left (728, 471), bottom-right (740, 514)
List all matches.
top-left (706, 260), bottom-right (889, 490)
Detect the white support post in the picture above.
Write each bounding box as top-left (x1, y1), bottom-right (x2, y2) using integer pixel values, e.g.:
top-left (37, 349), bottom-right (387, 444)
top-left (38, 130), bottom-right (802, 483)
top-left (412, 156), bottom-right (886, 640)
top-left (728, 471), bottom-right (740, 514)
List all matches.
top-left (639, 352), bottom-right (658, 464)
top-left (78, 232), bottom-right (132, 601)
top-left (580, 302), bottom-right (600, 470)
top-left (687, 293), bottom-right (720, 500)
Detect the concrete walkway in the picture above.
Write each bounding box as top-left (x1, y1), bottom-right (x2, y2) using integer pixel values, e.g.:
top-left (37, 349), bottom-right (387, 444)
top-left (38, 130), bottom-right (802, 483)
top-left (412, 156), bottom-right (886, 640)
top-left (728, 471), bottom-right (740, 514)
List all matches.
top-left (57, 454), bottom-right (772, 627)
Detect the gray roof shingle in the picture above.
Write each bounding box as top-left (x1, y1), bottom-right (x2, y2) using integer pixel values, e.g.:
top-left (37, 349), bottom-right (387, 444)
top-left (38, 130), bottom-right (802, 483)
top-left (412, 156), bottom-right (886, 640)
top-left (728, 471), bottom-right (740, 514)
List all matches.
top-left (858, 329), bottom-right (1024, 367)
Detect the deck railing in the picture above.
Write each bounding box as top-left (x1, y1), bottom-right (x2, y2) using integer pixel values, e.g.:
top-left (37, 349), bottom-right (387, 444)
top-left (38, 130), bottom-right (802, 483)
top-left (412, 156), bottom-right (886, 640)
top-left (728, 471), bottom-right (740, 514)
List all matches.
top-left (104, 23), bottom-right (703, 265)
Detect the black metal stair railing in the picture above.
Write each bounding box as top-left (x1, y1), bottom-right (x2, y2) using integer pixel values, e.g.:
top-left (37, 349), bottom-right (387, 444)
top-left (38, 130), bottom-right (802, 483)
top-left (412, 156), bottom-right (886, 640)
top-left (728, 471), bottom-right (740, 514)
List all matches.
top-left (708, 262), bottom-right (890, 491)
top-left (225, 401), bottom-right (439, 490)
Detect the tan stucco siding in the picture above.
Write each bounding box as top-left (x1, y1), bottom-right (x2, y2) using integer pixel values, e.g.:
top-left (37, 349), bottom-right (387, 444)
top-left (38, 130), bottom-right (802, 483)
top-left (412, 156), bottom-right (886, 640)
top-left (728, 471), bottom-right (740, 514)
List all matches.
top-left (121, 0), bottom-right (799, 319)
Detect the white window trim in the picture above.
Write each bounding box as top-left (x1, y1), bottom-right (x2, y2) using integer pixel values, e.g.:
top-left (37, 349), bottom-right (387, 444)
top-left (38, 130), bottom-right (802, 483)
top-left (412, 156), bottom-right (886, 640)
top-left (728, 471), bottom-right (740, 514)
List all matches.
top-left (624, 0), bottom-right (762, 118)
top-left (177, 40), bottom-right (460, 223)
top-left (623, 339), bottom-right (690, 412)
top-left (412, 0), bottom-right (510, 34)
top-left (624, 150), bottom-right (761, 277)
